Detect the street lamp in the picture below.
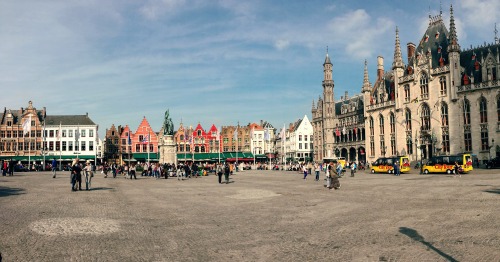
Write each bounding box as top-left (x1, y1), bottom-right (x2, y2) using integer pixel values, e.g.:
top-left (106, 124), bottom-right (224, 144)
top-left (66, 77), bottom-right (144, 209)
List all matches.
top-left (488, 138), bottom-right (495, 160)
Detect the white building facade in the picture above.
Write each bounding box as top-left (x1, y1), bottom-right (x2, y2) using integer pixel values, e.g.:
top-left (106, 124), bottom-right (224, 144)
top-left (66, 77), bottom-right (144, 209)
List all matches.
top-left (43, 114), bottom-right (99, 165)
top-left (285, 115), bottom-right (314, 163)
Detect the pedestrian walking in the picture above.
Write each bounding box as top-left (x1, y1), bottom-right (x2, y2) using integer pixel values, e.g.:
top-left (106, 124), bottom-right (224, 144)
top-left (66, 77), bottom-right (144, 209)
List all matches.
top-left (83, 160), bottom-right (93, 190)
top-left (314, 163), bottom-right (320, 181)
top-left (51, 158), bottom-right (58, 178)
top-left (454, 161), bottom-right (461, 178)
top-left (224, 163), bottom-right (230, 184)
top-left (303, 165), bottom-right (308, 180)
top-left (217, 163), bottom-right (224, 184)
top-left (70, 159), bottom-right (82, 192)
top-left (130, 164), bottom-right (137, 179)
top-left (2, 160), bottom-right (7, 176)
top-left (350, 162), bottom-right (356, 177)
top-left (329, 162), bottom-right (341, 190)
top-left (393, 162), bottom-right (400, 176)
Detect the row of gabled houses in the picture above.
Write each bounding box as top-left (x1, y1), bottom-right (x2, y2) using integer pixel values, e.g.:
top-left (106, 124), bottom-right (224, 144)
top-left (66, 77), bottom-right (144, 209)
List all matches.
top-left (0, 100), bottom-right (315, 166)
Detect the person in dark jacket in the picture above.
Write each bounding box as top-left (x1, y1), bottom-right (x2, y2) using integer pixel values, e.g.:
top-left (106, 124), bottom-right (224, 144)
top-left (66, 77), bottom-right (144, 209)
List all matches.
top-left (224, 163), bottom-right (230, 184)
top-left (71, 159), bottom-right (82, 191)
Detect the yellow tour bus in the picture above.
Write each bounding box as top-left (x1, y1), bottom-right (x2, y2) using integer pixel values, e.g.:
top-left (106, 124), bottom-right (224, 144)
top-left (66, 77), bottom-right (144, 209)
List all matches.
top-left (421, 153), bottom-right (473, 174)
top-left (370, 156), bottom-right (411, 174)
top-left (322, 156), bottom-right (346, 167)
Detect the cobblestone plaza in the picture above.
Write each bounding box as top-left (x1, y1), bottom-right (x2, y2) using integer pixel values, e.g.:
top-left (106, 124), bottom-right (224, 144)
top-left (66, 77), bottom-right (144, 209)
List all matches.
top-left (1, 169), bottom-right (499, 261)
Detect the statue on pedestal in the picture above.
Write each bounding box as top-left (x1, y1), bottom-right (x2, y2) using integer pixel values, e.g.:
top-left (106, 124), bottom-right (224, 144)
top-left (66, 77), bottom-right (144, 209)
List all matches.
top-left (163, 110), bottom-right (174, 136)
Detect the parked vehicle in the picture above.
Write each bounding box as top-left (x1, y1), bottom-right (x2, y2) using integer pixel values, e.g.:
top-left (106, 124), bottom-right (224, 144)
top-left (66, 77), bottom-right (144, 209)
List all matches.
top-left (371, 156), bottom-right (410, 174)
top-left (421, 153), bottom-right (473, 174)
top-left (485, 157), bottom-right (500, 169)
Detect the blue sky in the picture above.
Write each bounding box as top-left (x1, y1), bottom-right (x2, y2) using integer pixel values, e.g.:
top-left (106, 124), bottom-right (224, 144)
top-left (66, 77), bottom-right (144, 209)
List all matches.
top-left (1, 0), bottom-right (499, 137)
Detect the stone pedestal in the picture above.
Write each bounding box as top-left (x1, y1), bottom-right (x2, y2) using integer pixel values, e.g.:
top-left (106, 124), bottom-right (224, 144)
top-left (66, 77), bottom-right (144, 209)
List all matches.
top-left (159, 135), bottom-right (176, 164)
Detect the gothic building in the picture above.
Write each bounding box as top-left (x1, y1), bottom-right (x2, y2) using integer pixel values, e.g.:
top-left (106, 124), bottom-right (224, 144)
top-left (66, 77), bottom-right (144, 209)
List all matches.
top-left (313, 5), bottom-right (500, 165)
top-left (312, 53), bottom-right (366, 163)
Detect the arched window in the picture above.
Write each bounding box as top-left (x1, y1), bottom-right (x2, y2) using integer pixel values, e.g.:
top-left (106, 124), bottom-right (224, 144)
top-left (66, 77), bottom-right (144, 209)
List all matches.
top-left (197, 130), bottom-right (202, 136)
top-left (420, 73), bottom-right (429, 98)
top-left (463, 99), bottom-right (472, 152)
top-left (463, 99), bottom-right (471, 125)
top-left (421, 104), bottom-right (431, 131)
top-left (390, 113), bottom-right (395, 134)
top-left (404, 84), bottom-right (410, 102)
top-left (180, 135), bottom-right (184, 141)
top-left (441, 102), bottom-right (448, 126)
top-left (405, 109), bottom-right (412, 131)
top-left (379, 115), bottom-right (385, 135)
top-left (479, 97), bottom-right (488, 123)
top-left (440, 76), bottom-right (447, 96)
top-left (369, 117), bottom-right (374, 136)
top-left (497, 96), bottom-right (500, 122)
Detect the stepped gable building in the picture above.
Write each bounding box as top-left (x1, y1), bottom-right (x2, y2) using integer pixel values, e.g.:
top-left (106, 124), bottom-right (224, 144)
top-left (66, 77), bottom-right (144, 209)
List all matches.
top-left (363, 5), bottom-right (499, 163)
top-left (133, 117), bottom-right (159, 162)
top-left (0, 101), bottom-right (45, 159)
top-left (104, 124), bottom-right (122, 164)
top-left (312, 53), bottom-right (366, 163)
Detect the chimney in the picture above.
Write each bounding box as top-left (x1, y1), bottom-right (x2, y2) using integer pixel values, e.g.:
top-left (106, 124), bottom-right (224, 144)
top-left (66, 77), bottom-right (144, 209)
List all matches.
top-left (407, 42), bottom-right (416, 63)
top-left (377, 56), bottom-right (384, 80)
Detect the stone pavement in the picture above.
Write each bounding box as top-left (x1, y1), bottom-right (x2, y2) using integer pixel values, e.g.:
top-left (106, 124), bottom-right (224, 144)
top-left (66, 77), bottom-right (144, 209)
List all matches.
top-left (0, 168), bottom-right (499, 261)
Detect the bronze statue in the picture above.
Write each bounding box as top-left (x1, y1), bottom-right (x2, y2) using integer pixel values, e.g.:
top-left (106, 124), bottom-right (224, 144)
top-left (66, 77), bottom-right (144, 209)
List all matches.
top-left (163, 110), bottom-right (174, 136)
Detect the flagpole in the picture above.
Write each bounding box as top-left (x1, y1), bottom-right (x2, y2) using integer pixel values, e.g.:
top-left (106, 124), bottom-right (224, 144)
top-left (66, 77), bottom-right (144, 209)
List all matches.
top-left (28, 120), bottom-right (31, 171)
top-left (218, 128), bottom-right (221, 164)
top-left (236, 124), bottom-right (238, 171)
top-left (147, 129), bottom-right (150, 164)
top-left (42, 119), bottom-right (46, 169)
top-left (284, 124), bottom-right (287, 171)
top-left (59, 122), bottom-right (62, 171)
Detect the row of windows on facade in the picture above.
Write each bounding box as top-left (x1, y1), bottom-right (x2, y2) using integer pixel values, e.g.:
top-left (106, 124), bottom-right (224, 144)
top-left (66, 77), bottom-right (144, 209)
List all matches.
top-left (0, 129), bottom-right (94, 139)
top-left (120, 144), bottom-right (155, 152)
top-left (0, 141), bottom-right (95, 152)
top-left (367, 96), bottom-right (500, 156)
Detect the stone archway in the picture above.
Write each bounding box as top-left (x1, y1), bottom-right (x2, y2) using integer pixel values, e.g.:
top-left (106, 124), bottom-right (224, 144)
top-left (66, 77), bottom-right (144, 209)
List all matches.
top-left (341, 148), bottom-right (348, 159)
top-left (349, 147), bottom-right (356, 162)
top-left (358, 147), bottom-right (366, 163)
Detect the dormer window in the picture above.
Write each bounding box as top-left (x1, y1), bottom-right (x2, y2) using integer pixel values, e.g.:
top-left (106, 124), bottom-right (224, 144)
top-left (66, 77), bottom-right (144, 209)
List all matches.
top-left (474, 61), bottom-right (480, 71)
top-left (424, 34), bottom-right (429, 42)
top-left (439, 56), bottom-right (445, 67)
top-left (463, 74), bottom-right (470, 85)
top-left (435, 31), bottom-right (440, 39)
top-left (437, 45), bottom-right (442, 53)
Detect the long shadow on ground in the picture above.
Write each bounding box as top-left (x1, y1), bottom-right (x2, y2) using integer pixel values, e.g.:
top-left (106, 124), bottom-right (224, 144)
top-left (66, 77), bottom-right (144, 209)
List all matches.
top-left (399, 227), bottom-right (458, 262)
top-left (483, 188), bottom-right (500, 195)
top-left (0, 186), bottom-right (25, 197)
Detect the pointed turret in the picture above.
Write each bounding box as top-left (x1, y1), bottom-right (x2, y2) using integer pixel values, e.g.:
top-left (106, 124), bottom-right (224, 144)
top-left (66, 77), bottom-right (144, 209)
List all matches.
top-left (448, 4), bottom-right (460, 52)
top-left (392, 27), bottom-right (404, 69)
top-left (362, 60), bottom-right (371, 93)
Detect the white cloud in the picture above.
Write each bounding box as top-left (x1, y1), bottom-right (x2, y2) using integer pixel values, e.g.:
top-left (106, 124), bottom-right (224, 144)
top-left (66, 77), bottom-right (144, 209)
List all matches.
top-left (274, 39), bottom-right (290, 50)
top-left (460, 0), bottom-right (500, 29)
top-left (139, 0), bottom-right (187, 20)
top-left (327, 9), bottom-right (395, 59)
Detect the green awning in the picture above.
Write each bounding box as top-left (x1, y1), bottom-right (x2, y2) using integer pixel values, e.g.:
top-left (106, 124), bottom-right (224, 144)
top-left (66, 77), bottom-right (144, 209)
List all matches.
top-left (133, 153), bottom-right (158, 160)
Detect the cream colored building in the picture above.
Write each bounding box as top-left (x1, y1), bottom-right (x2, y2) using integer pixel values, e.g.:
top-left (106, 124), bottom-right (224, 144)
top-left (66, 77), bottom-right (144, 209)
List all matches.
top-left (314, 6), bottom-right (500, 165)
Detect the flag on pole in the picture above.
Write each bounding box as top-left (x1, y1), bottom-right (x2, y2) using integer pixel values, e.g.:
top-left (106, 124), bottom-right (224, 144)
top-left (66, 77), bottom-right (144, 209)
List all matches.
top-left (233, 127), bottom-right (238, 140)
top-left (141, 134), bottom-right (149, 143)
top-left (75, 125), bottom-right (80, 142)
top-left (280, 127), bottom-right (285, 140)
top-left (264, 128), bottom-right (270, 141)
top-left (57, 122), bottom-right (61, 141)
top-left (22, 115), bottom-right (32, 135)
top-left (342, 126), bottom-right (346, 135)
top-left (250, 127), bottom-right (254, 140)
top-left (127, 132), bottom-right (132, 145)
top-left (335, 127), bottom-right (340, 137)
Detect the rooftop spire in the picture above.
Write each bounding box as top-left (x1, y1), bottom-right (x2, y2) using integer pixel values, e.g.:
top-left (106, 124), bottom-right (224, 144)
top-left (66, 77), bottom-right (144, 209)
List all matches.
top-left (447, 4), bottom-right (460, 52)
top-left (362, 60), bottom-right (371, 92)
top-left (324, 46), bottom-right (331, 65)
top-left (495, 23), bottom-right (498, 44)
top-left (392, 27), bottom-right (404, 69)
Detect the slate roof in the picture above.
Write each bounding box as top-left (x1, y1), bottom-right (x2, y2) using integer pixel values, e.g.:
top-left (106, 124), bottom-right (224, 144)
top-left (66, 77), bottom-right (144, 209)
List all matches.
top-left (334, 94), bottom-right (365, 115)
top-left (44, 115), bottom-right (96, 126)
top-left (406, 17), bottom-right (450, 74)
top-left (460, 43), bottom-right (500, 83)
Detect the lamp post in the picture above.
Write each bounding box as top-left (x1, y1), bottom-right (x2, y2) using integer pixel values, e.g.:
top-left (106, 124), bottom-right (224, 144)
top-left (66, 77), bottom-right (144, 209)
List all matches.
top-left (488, 138), bottom-right (495, 161)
